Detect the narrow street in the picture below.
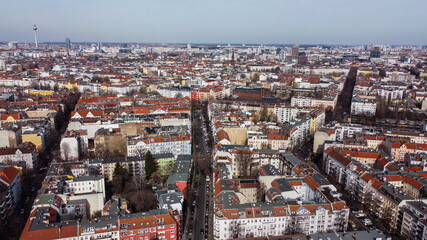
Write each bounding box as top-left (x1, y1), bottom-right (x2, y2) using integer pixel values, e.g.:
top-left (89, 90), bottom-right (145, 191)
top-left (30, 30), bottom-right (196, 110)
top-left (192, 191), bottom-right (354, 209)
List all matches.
top-left (4, 93), bottom-right (80, 240)
top-left (184, 104), bottom-right (212, 240)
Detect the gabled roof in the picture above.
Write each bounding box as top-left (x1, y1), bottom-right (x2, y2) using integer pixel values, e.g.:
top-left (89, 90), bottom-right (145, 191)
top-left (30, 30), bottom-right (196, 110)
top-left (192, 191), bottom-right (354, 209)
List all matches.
top-left (404, 176), bottom-right (423, 189)
top-left (0, 166), bottom-right (20, 185)
top-left (324, 147), bottom-right (351, 166)
top-left (361, 173), bottom-right (382, 190)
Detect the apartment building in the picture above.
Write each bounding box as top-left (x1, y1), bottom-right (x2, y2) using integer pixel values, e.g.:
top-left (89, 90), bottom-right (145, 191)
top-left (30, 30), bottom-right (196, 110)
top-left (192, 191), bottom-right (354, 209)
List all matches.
top-left (350, 97), bottom-right (377, 116)
top-left (214, 202), bottom-right (349, 239)
top-left (398, 201), bottom-right (427, 240)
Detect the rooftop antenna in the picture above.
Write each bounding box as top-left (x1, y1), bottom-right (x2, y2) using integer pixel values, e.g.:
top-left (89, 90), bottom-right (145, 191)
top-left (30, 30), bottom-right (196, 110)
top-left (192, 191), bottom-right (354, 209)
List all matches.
top-left (33, 24), bottom-right (38, 48)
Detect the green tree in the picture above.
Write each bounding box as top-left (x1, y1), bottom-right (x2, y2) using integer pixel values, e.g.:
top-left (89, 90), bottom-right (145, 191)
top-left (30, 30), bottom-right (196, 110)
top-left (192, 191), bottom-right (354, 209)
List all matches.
top-left (112, 162), bottom-right (128, 193)
top-left (144, 151), bottom-right (158, 180)
top-left (53, 83), bottom-right (59, 91)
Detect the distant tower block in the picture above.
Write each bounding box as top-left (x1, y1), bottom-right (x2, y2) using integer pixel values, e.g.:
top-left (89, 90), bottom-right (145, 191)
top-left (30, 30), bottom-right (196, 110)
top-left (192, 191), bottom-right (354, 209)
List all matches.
top-left (187, 43), bottom-right (191, 50)
top-left (65, 38), bottom-right (71, 49)
top-left (291, 44), bottom-right (300, 56)
top-left (33, 24), bottom-right (38, 48)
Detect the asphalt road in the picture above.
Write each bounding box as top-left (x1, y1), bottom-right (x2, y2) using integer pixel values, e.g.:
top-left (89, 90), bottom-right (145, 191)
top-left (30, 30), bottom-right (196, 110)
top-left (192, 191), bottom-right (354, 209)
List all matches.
top-left (189, 109), bottom-right (210, 240)
top-left (193, 173), bottom-right (207, 240)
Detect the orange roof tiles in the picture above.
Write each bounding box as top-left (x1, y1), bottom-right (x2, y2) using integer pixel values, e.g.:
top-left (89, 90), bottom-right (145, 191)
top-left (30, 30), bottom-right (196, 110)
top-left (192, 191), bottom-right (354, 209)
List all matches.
top-left (404, 176), bottom-right (423, 189)
top-left (361, 173), bottom-right (382, 190)
top-left (324, 147), bottom-right (351, 166)
top-left (304, 175), bottom-right (320, 190)
top-left (0, 166), bottom-right (19, 185)
top-left (404, 166), bottom-right (423, 172)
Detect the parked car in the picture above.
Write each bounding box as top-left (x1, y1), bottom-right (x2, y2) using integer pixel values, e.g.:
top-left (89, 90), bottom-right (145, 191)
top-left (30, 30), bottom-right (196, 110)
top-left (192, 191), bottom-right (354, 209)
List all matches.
top-left (362, 218), bottom-right (372, 226)
top-left (354, 210), bottom-right (366, 218)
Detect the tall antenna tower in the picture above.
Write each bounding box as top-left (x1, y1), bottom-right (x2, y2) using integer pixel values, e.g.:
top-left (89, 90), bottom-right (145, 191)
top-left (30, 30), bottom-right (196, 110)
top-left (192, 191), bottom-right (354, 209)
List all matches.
top-left (33, 24), bottom-right (38, 48)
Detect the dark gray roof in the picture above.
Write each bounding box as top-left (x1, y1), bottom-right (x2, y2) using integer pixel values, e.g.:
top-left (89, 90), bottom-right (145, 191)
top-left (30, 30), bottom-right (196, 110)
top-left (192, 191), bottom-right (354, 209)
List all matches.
top-left (309, 230), bottom-right (387, 240)
top-left (261, 164), bottom-right (280, 175)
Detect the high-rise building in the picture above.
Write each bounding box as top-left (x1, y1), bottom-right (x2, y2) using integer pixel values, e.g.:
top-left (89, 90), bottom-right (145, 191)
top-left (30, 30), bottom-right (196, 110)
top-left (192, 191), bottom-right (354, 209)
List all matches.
top-left (291, 44), bottom-right (300, 56)
top-left (65, 38), bottom-right (71, 48)
top-left (370, 45), bottom-right (381, 59)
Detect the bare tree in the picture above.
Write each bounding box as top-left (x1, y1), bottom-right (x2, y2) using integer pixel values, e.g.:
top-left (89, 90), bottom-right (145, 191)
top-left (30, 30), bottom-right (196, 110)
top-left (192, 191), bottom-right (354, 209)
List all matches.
top-left (251, 72), bottom-right (260, 83)
top-left (336, 210), bottom-right (349, 232)
top-left (285, 216), bottom-right (303, 235)
top-left (260, 142), bottom-right (272, 150)
top-left (92, 210), bottom-right (102, 219)
top-left (127, 188), bottom-right (158, 213)
top-left (259, 106), bottom-right (269, 122)
top-left (229, 220), bottom-right (242, 238)
top-left (380, 206), bottom-right (394, 231)
top-left (257, 182), bottom-right (267, 202)
top-left (150, 170), bottom-right (163, 186)
top-left (195, 153), bottom-right (211, 174)
top-left (128, 175), bottom-right (149, 193)
top-left (235, 151), bottom-right (252, 178)
top-left (95, 145), bottom-right (106, 158)
top-left (62, 142), bottom-right (71, 161)
top-left (123, 176), bottom-right (158, 213)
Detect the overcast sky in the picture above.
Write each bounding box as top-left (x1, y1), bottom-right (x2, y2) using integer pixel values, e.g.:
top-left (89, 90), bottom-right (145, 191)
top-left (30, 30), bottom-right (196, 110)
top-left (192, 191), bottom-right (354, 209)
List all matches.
top-left (1, 0), bottom-right (426, 45)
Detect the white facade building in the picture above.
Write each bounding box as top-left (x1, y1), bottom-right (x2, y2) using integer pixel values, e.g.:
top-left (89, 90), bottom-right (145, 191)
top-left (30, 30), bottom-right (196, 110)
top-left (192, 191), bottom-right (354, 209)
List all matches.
top-left (274, 106), bottom-right (301, 123)
top-left (351, 97), bottom-right (377, 116)
top-left (291, 97), bottom-right (314, 107)
top-left (214, 203), bottom-right (349, 240)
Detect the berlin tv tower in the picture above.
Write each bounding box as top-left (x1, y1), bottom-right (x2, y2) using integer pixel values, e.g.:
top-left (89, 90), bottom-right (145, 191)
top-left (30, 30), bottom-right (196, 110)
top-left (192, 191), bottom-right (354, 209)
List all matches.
top-left (33, 24), bottom-right (38, 48)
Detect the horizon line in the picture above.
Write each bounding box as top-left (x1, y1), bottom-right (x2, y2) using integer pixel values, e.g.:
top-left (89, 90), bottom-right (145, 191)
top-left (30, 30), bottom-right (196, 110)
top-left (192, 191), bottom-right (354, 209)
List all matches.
top-left (1, 41), bottom-right (426, 47)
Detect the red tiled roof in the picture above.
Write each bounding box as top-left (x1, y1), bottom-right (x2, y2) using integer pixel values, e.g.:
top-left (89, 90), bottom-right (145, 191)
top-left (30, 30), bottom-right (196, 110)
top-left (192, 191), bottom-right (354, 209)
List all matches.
top-left (1, 113), bottom-right (19, 121)
top-left (382, 175), bottom-right (404, 182)
top-left (0, 166), bottom-right (19, 185)
top-left (304, 175), bottom-right (320, 190)
top-left (404, 176), bottom-right (423, 189)
top-left (361, 173), bottom-right (382, 190)
top-left (404, 166), bottom-right (423, 172)
top-left (363, 136), bottom-right (385, 141)
top-left (324, 147), bottom-right (351, 166)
